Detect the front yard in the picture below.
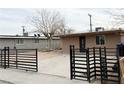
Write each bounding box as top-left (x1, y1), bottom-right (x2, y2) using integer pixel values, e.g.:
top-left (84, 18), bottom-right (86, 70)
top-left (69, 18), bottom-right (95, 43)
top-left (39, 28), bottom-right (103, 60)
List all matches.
top-left (0, 50), bottom-right (91, 84)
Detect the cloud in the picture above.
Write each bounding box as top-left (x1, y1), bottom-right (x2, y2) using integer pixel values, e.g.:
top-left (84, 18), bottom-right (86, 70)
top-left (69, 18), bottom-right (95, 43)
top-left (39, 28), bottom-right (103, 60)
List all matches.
top-left (56, 8), bottom-right (114, 32)
top-left (0, 8), bottom-right (34, 35)
top-left (0, 8), bottom-right (117, 35)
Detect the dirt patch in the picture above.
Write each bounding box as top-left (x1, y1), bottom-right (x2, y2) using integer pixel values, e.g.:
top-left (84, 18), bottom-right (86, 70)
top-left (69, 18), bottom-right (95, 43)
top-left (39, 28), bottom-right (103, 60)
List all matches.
top-left (38, 50), bottom-right (64, 60)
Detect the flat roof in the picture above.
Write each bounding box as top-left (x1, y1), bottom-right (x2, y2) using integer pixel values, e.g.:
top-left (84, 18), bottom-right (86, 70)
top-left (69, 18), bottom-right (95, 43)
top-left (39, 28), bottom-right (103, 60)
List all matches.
top-left (60, 30), bottom-right (124, 37)
top-left (0, 35), bottom-right (60, 39)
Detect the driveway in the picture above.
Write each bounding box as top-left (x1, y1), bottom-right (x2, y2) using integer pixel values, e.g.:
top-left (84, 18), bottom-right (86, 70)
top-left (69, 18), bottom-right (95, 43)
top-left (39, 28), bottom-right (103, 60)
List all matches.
top-left (38, 50), bottom-right (70, 78)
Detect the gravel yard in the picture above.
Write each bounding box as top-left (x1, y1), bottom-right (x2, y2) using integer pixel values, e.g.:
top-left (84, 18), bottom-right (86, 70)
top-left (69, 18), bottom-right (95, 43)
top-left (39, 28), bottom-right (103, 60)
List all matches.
top-left (38, 50), bottom-right (70, 78)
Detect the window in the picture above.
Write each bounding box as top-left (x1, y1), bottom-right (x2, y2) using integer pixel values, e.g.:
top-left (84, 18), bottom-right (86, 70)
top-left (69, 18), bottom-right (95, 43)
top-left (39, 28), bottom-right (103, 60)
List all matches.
top-left (96, 35), bottom-right (105, 45)
top-left (16, 39), bottom-right (24, 44)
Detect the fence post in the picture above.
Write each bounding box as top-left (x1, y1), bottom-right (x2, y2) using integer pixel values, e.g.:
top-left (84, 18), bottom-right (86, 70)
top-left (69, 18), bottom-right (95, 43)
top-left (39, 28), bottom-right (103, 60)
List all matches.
top-left (86, 48), bottom-right (90, 83)
top-left (7, 47), bottom-right (9, 68)
top-left (70, 45), bottom-right (73, 80)
top-left (16, 49), bottom-right (18, 69)
top-left (4, 47), bottom-right (6, 69)
top-left (36, 49), bottom-right (38, 72)
top-left (72, 45), bottom-right (75, 79)
top-left (99, 47), bottom-right (104, 84)
top-left (116, 47), bottom-right (121, 84)
top-left (1, 50), bottom-right (2, 66)
top-left (93, 47), bottom-right (96, 79)
top-left (104, 47), bottom-right (108, 79)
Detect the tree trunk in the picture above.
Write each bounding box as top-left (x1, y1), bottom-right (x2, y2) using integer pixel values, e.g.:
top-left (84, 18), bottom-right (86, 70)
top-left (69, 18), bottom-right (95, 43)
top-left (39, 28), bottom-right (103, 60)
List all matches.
top-left (48, 37), bottom-right (52, 51)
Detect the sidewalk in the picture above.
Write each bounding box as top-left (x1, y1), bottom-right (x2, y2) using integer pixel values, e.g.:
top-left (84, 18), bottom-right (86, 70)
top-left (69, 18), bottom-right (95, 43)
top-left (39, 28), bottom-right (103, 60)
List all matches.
top-left (0, 68), bottom-right (89, 84)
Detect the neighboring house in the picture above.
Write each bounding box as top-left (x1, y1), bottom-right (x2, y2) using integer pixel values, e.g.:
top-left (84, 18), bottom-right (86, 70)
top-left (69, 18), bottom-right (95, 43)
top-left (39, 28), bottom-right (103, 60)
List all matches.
top-left (60, 30), bottom-right (124, 53)
top-left (0, 35), bottom-right (60, 50)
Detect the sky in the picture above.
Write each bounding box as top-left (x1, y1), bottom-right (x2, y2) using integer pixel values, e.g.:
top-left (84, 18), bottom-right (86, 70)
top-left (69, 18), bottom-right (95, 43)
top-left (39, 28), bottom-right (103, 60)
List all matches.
top-left (0, 8), bottom-right (119, 35)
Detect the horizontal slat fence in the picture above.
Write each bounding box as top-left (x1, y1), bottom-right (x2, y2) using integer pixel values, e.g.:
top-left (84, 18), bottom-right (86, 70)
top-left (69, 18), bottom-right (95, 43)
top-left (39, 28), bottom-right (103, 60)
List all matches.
top-left (0, 47), bottom-right (38, 72)
top-left (70, 45), bottom-right (88, 81)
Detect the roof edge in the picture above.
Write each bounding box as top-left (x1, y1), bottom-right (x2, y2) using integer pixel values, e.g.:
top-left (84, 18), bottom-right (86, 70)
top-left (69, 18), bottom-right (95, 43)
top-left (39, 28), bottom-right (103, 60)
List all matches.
top-left (60, 30), bottom-right (124, 37)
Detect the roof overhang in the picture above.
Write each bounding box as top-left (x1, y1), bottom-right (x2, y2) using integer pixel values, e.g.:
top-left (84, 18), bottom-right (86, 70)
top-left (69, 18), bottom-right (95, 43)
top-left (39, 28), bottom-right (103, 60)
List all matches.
top-left (60, 30), bottom-right (124, 37)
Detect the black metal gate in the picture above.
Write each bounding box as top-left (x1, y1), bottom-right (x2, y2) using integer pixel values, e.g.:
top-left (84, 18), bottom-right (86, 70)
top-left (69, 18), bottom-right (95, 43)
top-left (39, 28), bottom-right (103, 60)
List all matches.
top-left (70, 45), bottom-right (120, 84)
top-left (0, 47), bottom-right (38, 72)
top-left (70, 45), bottom-right (89, 81)
top-left (0, 47), bottom-right (9, 69)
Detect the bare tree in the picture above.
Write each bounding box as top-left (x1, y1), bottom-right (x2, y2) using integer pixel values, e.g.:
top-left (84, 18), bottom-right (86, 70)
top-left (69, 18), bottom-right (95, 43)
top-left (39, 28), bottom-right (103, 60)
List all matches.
top-left (106, 8), bottom-right (124, 28)
top-left (64, 27), bottom-right (75, 34)
top-left (54, 26), bottom-right (75, 35)
top-left (29, 9), bottom-right (66, 50)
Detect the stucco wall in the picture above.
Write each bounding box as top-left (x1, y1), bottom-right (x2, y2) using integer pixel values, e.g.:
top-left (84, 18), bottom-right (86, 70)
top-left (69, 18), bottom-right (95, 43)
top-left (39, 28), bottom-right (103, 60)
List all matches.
top-left (0, 38), bottom-right (60, 50)
top-left (60, 36), bottom-right (79, 53)
top-left (60, 33), bottom-right (121, 53)
top-left (86, 34), bottom-right (120, 48)
top-left (0, 39), bottom-right (15, 49)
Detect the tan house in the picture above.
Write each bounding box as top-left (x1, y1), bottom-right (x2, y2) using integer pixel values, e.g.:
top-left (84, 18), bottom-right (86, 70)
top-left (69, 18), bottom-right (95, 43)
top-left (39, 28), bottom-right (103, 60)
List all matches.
top-left (60, 30), bottom-right (124, 53)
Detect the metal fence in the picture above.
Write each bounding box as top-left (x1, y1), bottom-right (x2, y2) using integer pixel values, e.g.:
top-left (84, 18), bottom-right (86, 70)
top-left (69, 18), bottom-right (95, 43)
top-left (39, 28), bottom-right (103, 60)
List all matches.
top-left (70, 45), bottom-right (88, 81)
top-left (0, 47), bottom-right (38, 72)
top-left (70, 45), bottom-right (120, 84)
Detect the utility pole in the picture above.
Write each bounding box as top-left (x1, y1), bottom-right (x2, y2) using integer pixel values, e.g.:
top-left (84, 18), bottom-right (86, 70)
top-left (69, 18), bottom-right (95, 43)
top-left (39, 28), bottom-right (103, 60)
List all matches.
top-left (88, 14), bottom-right (92, 32)
top-left (22, 26), bottom-right (25, 35)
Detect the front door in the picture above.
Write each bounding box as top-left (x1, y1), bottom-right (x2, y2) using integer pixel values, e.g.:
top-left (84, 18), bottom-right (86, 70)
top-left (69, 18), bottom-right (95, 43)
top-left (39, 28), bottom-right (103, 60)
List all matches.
top-left (79, 36), bottom-right (85, 52)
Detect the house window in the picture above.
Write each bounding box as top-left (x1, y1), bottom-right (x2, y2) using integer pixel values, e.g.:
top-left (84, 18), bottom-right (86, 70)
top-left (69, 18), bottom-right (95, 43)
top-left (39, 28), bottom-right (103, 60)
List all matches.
top-left (96, 35), bottom-right (105, 45)
top-left (34, 39), bottom-right (39, 43)
top-left (16, 39), bottom-right (24, 44)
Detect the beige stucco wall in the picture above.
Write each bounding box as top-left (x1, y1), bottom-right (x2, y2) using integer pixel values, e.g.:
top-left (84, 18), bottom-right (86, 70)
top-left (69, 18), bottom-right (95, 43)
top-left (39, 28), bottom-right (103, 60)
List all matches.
top-left (60, 33), bottom-right (121, 53)
top-left (60, 36), bottom-right (79, 53)
top-left (86, 34), bottom-right (121, 48)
